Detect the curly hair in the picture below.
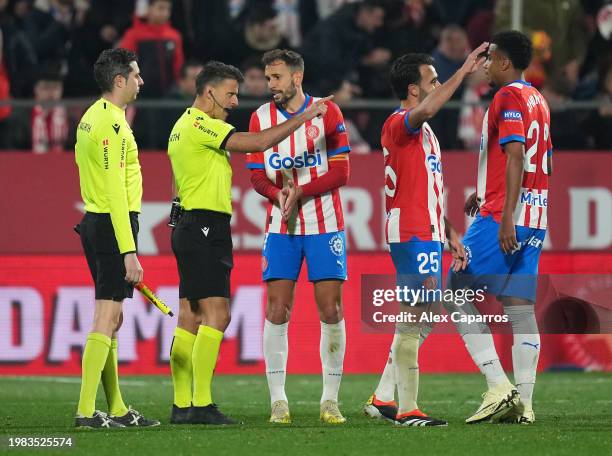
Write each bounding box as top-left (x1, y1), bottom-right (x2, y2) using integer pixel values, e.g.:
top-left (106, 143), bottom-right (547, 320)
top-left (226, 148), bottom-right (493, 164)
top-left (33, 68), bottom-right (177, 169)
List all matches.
top-left (491, 30), bottom-right (533, 71)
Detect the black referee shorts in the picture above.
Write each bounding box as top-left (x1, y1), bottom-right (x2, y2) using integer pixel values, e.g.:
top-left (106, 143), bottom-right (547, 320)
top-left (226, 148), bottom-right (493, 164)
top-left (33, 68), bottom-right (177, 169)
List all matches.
top-left (79, 212), bottom-right (139, 301)
top-left (171, 209), bottom-right (233, 301)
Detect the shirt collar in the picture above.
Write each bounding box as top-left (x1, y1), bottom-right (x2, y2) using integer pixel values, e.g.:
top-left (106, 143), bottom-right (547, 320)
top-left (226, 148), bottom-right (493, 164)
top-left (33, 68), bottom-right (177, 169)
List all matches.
top-left (508, 80), bottom-right (532, 86)
top-left (99, 97), bottom-right (125, 114)
top-left (277, 94), bottom-right (311, 119)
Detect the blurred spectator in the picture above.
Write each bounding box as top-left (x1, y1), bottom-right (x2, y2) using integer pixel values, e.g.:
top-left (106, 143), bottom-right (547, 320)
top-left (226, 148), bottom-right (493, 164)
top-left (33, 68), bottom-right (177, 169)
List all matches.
top-left (86, 0), bottom-right (134, 38)
top-left (6, 66), bottom-right (70, 151)
top-left (584, 59), bottom-right (612, 149)
top-left (458, 67), bottom-right (489, 150)
top-left (576, 3), bottom-right (612, 99)
top-left (432, 25), bottom-right (469, 90)
top-left (119, 0), bottom-right (184, 98)
top-left (151, 59), bottom-right (204, 150)
top-left (4, 0), bottom-right (74, 96)
top-left (315, 0), bottom-right (356, 19)
top-left (30, 66), bottom-right (67, 153)
top-left (26, 0), bottom-right (83, 74)
top-left (240, 55), bottom-right (268, 98)
top-left (327, 78), bottom-right (371, 154)
top-left (167, 59), bottom-right (203, 101)
top-left (381, 0), bottom-right (440, 60)
top-left (65, 0), bottom-right (136, 96)
top-left (0, 0), bottom-right (12, 146)
top-left (300, 1), bottom-right (390, 96)
top-left (428, 24), bottom-right (470, 149)
top-left (275, 0), bottom-right (301, 47)
top-left (465, 0), bottom-right (495, 50)
top-left (524, 30), bottom-right (553, 89)
top-left (171, 0), bottom-right (229, 62)
top-left (495, 0), bottom-right (590, 96)
top-left (214, 3), bottom-right (291, 68)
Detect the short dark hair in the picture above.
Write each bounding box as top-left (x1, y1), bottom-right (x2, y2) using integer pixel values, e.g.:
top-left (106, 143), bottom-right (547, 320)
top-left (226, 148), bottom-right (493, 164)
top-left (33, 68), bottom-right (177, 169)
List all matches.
top-left (195, 61), bottom-right (244, 96)
top-left (93, 48), bottom-right (138, 93)
top-left (262, 49), bottom-right (304, 73)
top-left (180, 59), bottom-right (204, 79)
top-left (389, 53), bottom-right (434, 99)
top-left (491, 30), bottom-right (533, 70)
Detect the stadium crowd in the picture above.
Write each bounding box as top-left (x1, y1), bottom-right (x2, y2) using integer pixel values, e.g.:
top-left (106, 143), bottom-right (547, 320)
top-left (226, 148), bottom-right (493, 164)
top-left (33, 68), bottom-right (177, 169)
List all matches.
top-left (0, 0), bottom-right (610, 151)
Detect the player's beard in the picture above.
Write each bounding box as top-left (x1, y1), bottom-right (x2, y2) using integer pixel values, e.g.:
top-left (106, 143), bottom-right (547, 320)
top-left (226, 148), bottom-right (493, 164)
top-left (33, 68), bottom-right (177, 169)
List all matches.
top-left (273, 82), bottom-right (297, 107)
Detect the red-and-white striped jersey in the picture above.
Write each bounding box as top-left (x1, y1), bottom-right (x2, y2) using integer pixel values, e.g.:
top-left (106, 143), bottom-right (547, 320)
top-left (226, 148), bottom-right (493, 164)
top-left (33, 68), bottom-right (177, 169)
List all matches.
top-left (246, 95), bottom-right (350, 234)
top-left (381, 109), bottom-right (446, 244)
top-left (478, 80), bottom-right (552, 229)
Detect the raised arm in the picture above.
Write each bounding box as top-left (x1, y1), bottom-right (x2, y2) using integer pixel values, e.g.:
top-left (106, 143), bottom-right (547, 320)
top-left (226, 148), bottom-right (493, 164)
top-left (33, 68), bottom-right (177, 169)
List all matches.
top-left (227, 96), bottom-right (333, 153)
top-left (408, 42), bottom-right (489, 130)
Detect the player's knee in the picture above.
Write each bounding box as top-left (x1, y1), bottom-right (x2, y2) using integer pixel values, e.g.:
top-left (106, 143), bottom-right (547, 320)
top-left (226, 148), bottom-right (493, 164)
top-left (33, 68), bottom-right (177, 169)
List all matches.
top-left (93, 306), bottom-right (121, 334)
top-left (177, 311), bottom-right (200, 332)
top-left (318, 302), bottom-right (342, 324)
top-left (218, 313), bottom-right (231, 331)
top-left (266, 306), bottom-right (291, 324)
top-left (208, 312), bottom-right (231, 332)
top-left (266, 298), bottom-right (292, 324)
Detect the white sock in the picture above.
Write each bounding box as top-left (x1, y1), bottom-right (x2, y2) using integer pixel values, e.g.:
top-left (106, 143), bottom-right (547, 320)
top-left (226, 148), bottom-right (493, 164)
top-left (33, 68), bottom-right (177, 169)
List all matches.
top-left (374, 334), bottom-right (397, 402)
top-left (263, 319), bottom-right (289, 404)
top-left (505, 305), bottom-right (540, 409)
top-left (320, 320), bottom-right (346, 403)
top-left (374, 317), bottom-right (432, 402)
top-left (463, 333), bottom-right (510, 389)
top-left (392, 330), bottom-right (420, 414)
top-left (444, 298), bottom-right (511, 389)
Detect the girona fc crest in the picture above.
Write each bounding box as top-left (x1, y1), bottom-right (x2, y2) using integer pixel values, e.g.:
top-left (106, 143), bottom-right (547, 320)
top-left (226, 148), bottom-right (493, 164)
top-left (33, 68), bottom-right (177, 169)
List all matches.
top-left (306, 125), bottom-right (320, 140)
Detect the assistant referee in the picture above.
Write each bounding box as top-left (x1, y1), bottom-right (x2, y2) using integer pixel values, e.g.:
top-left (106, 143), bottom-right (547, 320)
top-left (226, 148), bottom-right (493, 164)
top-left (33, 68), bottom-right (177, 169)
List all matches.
top-left (74, 48), bottom-right (158, 429)
top-left (167, 61), bottom-right (330, 425)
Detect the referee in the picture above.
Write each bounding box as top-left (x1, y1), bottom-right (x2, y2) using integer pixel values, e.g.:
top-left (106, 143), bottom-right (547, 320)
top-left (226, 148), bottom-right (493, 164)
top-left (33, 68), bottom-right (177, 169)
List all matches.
top-left (167, 61), bottom-right (330, 425)
top-left (74, 48), bottom-right (159, 429)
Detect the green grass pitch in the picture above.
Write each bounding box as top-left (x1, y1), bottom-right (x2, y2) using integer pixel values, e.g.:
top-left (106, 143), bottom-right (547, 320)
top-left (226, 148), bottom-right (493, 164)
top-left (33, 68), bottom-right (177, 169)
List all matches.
top-left (1, 373), bottom-right (611, 455)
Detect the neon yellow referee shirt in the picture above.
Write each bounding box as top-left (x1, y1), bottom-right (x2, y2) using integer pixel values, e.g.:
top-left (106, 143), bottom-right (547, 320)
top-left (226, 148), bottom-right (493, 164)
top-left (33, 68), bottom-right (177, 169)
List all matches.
top-left (75, 98), bottom-right (142, 253)
top-left (168, 107), bottom-right (236, 214)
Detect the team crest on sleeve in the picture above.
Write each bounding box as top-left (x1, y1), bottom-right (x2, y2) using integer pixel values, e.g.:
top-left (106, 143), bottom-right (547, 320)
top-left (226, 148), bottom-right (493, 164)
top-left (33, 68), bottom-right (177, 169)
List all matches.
top-left (329, 234), bottom-right (344, 256)
top-left (306, 125), bottom-right (320, 140)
